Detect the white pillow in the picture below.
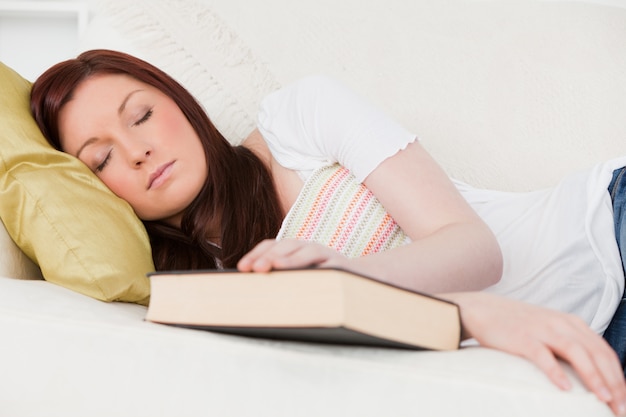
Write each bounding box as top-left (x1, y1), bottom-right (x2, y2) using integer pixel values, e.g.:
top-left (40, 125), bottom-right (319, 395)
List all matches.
top-left (81, 0), bottom-right (280, 145)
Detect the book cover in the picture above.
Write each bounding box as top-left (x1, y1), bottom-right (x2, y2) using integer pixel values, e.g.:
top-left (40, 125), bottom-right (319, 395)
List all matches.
top-left (146, 268), bottom-right (461, 351)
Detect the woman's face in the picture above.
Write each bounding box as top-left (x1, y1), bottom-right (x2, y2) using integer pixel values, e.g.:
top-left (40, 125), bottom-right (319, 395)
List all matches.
top-left (58, 73), bottom-right (207, 226)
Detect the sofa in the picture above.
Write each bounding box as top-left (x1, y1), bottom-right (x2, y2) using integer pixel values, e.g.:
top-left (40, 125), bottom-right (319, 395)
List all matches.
top-left (2, 0), bottom-right (626, 415)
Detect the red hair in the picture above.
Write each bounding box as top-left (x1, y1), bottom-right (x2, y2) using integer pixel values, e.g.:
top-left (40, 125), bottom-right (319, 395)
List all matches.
top-left (31, 49), bottom-right (282, 270)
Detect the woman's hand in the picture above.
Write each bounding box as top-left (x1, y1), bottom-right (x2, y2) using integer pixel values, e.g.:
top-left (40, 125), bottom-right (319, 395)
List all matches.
top-left (444, 292), bottom-right (626, 416)
top-left (237, 238), bottom-right (348, 272)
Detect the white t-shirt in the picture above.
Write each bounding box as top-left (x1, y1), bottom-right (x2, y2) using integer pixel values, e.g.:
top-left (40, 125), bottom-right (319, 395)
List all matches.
top-left (257, 75), bottom-right (625, 334)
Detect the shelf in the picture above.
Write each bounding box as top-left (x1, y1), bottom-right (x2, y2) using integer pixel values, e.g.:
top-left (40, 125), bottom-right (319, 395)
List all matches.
top-left (0, 1), bottom-right (89, 33)
top-left (0, 0), bottom-right (89, 80)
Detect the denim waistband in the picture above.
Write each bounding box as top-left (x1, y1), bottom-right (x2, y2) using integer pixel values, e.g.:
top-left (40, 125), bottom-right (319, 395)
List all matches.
top-left (602, 167), bottom-right (626, 371)
top-left (609, 167), bottom-right (626, 256)
top-left (609, 167), bottom-right (626, 203)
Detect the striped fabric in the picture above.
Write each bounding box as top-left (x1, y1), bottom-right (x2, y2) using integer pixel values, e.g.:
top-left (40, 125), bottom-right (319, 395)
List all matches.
top-left (277, 164), bottom-right (410, 257)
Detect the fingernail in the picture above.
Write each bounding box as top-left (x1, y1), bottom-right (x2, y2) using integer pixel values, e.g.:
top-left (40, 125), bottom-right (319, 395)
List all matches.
top-left (598, 387), bottom-right (613, 402)
top-left (556, 374), bottom-right (572, 391)
top-left (618, 402), bottom-right (626, 416)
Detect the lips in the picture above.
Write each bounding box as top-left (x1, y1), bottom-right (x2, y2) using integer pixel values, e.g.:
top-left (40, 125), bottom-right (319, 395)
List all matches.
top-left (148, 161), bottom-right (175, 190)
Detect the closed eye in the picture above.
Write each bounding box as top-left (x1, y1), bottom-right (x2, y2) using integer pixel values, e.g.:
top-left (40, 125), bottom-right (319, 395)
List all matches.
top-left (134, 109), bottom-right (153, 126)
top-left (95, 150), bottom-right (112, 173)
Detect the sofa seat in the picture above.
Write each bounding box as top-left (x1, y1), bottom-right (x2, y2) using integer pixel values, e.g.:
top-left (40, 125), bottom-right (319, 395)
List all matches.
top-left (0, 275), bottom-right (612, 416)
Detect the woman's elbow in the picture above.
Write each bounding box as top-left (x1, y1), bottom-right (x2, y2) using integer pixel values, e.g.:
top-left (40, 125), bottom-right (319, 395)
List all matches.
top-left (481, 230), bottom-right (504, 288)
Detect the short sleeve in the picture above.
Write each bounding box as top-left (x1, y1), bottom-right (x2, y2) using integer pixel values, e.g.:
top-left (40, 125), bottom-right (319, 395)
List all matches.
top-left (257, 75), bottom-right (417, 182)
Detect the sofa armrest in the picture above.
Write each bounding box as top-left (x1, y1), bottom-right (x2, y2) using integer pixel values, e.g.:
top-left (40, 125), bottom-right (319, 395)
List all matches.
top-left (0, 219), bottom-right (42, 280)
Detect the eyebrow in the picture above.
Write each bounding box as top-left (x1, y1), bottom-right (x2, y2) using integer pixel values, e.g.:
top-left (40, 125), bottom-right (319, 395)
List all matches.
top-left (118, 89), bottom-right (143, 115)
top-left (76, 137), bottom-right (97, 159)
top-left (74, 89), bottom-right (144, 159)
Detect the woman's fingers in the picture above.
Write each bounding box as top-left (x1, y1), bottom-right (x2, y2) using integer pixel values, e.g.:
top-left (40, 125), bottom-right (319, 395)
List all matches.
top-left (521, 341), bottom-right (573, 390)
top-left (447, 292), bottom-right (626, 416)
top-left (237, 239), bottom-right (346, 272)
top-left (519, 334), bottom-right (625, 416)
top-left (237, 239), bottom-right (284, 271)
top-left (598, 353), bottom-right (626, 416)
top-left (544, 317), bottom-right (626, 415)
top-left (530, 313), bottom-right (623, 406)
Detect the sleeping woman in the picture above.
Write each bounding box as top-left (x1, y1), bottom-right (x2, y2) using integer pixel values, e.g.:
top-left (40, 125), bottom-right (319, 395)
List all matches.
top-left (30, 49), bottom-right (626, 415)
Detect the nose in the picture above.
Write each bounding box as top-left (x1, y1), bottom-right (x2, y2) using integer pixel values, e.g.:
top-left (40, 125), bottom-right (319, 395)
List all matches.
top-left (124, 139), bottom-right (152, 167)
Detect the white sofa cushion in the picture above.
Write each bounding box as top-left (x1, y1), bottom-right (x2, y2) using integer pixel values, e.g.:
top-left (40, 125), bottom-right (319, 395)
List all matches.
top-left (0, 275), bottom-right (612, 416)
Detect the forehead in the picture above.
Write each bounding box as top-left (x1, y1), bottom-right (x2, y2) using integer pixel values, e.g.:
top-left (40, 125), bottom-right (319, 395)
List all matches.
top-left (58, 74), bottom-right (150, 152)
top-left (60, 73), bottom-right (158, 126)
top-left (70, 73), bottom-right (148, 102)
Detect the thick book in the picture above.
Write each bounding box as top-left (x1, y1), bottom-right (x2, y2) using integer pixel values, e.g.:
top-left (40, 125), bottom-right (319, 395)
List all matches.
top-left (146, 268), bottom-right (461, 351)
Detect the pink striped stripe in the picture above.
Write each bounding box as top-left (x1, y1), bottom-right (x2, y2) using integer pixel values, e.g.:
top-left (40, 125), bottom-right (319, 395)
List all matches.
top-left (296, 168), bottom-right (350, 239)
top-left (327, 186), bottom-right (368, 250)
top-left (363, 214), bottom-right (397, 255)
top-left (332, 187), bottom-right (371, 252)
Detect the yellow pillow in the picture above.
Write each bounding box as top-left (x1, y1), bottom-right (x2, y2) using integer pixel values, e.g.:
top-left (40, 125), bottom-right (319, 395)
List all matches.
top-left (0, 62), bottom-right (153, 304)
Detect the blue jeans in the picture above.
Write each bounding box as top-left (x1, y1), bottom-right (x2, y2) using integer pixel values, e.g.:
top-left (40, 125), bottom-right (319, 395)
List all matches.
top-left (602, 167), bottom-right (626, 374)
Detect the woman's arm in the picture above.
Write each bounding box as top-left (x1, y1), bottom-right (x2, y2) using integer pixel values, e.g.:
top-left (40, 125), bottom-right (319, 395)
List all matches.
top-left (239, 140), bottom-right (502, 294)
top-left (253, 75), bottom-right (501, 293)
top-left (354, 139), bottom-right (502, 292)
top-left (444, 291), bottom-right (626, 417)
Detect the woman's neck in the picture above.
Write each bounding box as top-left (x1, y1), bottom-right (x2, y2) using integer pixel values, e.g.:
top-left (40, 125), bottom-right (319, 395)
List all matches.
top-left (242, 129), bottom-right (303, 216)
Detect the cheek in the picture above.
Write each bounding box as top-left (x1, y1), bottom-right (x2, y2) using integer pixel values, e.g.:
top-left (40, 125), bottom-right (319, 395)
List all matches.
top-left (160, 108), bottom-right (189, 135)
top-left (98, 171), bottom-right (138, 203)
top-left (159, 108), bottom-right (202, 153)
